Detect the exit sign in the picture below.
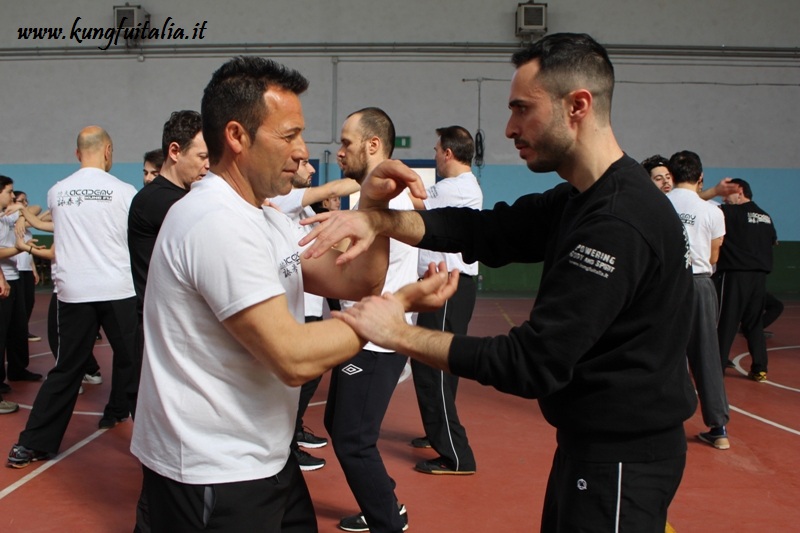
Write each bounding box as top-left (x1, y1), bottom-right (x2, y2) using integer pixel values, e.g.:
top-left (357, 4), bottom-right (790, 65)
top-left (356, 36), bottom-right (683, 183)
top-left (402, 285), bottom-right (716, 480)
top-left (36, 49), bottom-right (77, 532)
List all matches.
top-left (395, 136), bottom-right (411, 148)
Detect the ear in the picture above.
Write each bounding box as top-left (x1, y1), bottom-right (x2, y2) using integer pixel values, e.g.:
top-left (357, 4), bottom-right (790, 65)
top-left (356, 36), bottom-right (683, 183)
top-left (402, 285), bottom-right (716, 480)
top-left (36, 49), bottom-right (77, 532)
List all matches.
top-left (366, 136), bottom-right (381, 157)
top-left (75, 148), bottom-right (81, 162)
top-left (224, 121), bottom-right (249, 156)
top-left (168, 141), bottom-right (183, 162)
top-left (567, 89), bottom-right (592, 122)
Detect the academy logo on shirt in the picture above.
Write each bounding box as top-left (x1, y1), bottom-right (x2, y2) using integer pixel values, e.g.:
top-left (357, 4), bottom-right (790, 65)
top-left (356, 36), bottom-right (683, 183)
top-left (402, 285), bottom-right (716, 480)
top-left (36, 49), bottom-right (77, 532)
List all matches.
top-left (568, 244), bottom-right (616, 278)
top-left (747, 212), bottom-right (772, 225)
top-left (678, 212), bottom-right (696, 226)
top-left (56, 189), bottom-right (114, 206)
top-left (279, 252), bottom-right (301, 279)
top-left (682, 227), bottom-right (692, 270)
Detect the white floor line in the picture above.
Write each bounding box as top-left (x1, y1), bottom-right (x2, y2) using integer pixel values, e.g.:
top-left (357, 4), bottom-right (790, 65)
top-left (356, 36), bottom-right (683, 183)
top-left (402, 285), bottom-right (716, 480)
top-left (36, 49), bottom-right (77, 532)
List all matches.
top-left (728, 405), bottom-right (800, 437)
top-left (0, 429), bottom-right (107, 501)
top-left (732, 345), bottom-right (800, 393)
top-left (729, 345), bottom-right (800, 435)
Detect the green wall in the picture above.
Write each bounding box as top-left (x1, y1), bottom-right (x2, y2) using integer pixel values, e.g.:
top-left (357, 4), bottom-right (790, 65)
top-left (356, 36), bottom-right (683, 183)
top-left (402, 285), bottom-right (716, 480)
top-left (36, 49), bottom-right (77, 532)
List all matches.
top-left (478, 241), bottom-right (800, 297)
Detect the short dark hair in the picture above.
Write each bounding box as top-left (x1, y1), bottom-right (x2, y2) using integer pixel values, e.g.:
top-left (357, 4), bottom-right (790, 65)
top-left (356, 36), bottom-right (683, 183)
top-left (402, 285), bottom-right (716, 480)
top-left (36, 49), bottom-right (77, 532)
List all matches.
top-left (349, 107), bottom-right (395, 158)
top-left (641, 154), bottom-right (670, 174)
top-left (143, 148), bottom-right (164, 168)
top-left (730, 178), bottom-right (753, 200)
top-left (668, 151), bottom-right (703, 185)
top-left (436, 126), bottom-right (474, 165)
top-left (511, 33), bottom-right (615, 122)
top-left (162, 111), bottom-right (203, 156)
top-left (13, 190), bottom-right (26, 199)
top-left (202, 57), bottom-right (309, 165)
top-left (0, 175), bottom-right (14, 191)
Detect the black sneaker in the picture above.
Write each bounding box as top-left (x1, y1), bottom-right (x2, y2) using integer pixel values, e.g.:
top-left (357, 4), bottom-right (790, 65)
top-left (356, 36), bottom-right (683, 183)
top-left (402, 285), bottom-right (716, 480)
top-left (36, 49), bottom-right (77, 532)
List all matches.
top-left (99, 415), bottom-right (128, 429)
top-left (698, 430), bottom-right (731, 450)
top-left (27, 333), bottom-right (42, 342)
top-left (724, 359), bottom-right (736, 369)
top-left (294, 448), bottom-right (325, 471)
top-left (296, 427), bottom-right (328, 449)
top-left (339, 504), bottom-right (408, 532)
top-left (7, 444), bottom-right (51, 469)
top-left (7, 369), bottom-right (43, 382)
top-left (410, 436), bottom-right (431, 448)
top-left (415, 456), bottom-right (475, 475)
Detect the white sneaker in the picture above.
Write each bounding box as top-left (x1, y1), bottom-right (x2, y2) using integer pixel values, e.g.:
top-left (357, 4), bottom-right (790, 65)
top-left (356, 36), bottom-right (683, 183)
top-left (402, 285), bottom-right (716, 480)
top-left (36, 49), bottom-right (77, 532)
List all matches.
top-left (0, 400), bottom-right (20, 414)
top-left (82, 372), bottom-right (103, 385)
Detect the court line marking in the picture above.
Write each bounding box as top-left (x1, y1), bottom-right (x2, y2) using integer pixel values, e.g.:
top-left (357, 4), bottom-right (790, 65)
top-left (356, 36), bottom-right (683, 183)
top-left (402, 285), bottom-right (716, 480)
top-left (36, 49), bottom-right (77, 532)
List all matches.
top-left (0, 429), bottom-right (107, 501)
top-left (731, 345), bottom-right (800, 393)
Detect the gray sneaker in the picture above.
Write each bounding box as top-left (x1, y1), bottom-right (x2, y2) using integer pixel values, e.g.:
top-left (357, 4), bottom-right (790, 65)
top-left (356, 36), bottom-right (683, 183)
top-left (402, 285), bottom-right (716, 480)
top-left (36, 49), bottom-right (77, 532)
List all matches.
top-left (0, 400), bottom-right (19, 415)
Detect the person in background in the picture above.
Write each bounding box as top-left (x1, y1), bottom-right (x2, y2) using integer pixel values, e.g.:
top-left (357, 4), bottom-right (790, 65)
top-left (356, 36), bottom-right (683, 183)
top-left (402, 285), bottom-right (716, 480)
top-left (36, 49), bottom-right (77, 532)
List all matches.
top-left (142, 148), bottom-right (164, 185)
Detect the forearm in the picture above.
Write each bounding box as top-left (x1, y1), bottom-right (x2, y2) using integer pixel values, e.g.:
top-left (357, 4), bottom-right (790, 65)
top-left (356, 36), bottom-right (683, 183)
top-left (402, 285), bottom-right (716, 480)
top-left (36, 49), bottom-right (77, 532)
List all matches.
top-left (329, 178), bottom-right (359, 197)
top-left (225, 300), bottom-right (365, 386)
top-left (0, 247), bottom-right (20, 259)
top-left (372, 209), bottom-right (426, 246)
top-left (393, 323), bottom-right (454, 372)
top-left (20, 207), bottom-right (54, 232)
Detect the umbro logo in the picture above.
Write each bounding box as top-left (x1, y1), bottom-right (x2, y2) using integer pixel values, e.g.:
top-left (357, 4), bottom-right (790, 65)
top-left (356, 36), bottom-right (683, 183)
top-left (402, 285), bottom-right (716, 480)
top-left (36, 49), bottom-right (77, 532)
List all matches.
top-left (341, 364), bottom-right (363, 376)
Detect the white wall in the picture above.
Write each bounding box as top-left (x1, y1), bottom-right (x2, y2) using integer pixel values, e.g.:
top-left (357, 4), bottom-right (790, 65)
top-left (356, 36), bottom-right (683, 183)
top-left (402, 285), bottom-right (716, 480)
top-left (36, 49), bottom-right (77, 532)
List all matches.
top-left (1, 0), bottom-right (798, 167)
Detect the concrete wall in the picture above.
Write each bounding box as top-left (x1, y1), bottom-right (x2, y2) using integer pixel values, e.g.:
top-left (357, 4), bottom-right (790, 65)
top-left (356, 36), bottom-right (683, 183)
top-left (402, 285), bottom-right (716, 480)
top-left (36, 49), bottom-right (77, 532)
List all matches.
top-left (2, 0), bottom-right (798, 256)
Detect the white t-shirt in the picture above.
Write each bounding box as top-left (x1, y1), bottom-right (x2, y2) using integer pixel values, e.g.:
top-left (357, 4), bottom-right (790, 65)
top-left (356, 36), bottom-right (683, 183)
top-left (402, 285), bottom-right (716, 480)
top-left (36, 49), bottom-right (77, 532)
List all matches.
top-left (271, 188), bottom-right (324, 317)
top-left (418, 172), bottom-right (483, 277)
top-left (0, 212), bottom-right (20, 280)
top-left (341, 193), bottom-right (419, 353)
top-left (47, 167), bottom-right (136, 302)
top-left (131, 173), bottom-right (304, 485)
top-left (667, 188), bottom-right (726, 275)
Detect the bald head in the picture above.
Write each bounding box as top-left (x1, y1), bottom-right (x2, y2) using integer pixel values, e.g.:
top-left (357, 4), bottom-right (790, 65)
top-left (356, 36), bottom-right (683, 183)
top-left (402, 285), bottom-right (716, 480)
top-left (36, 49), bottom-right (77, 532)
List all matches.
top-left (77, 126), bottom-right (111, 152)
top-left (76, 126), bottom-right (113, 171)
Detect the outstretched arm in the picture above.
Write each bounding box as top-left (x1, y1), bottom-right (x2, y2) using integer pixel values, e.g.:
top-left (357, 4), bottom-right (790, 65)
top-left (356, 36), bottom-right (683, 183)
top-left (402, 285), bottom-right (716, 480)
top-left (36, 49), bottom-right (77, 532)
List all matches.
top-left (699, 177), bottom-right (737, 201)
top-left (18, 206), bottom-right (54, 232)
top-left (301, 160), bottom-right (429, 265)
top-left (300, 178), bottom-right (360, 207)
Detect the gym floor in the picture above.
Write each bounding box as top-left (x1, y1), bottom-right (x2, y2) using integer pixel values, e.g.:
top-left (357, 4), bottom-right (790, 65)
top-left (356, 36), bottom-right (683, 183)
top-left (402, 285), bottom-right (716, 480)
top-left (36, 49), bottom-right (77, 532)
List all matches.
top-left (1, 292), bottom-right (798, 532)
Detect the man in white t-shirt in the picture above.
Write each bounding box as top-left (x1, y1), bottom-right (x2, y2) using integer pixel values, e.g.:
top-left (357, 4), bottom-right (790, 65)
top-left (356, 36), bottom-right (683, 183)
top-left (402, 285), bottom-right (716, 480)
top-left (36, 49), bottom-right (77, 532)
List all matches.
top-left (129, 58), bottom-right (452, 532)
top-left (325, 107), bottom-right (419, 533)
top-left (8, 127), bottom-right (139, 468)
top-left (271, 159), bottom-right (360, 472)
top-left (666, 150), bottom-right (730, 450)
top-left (407, 126), bottom-right (483, 476)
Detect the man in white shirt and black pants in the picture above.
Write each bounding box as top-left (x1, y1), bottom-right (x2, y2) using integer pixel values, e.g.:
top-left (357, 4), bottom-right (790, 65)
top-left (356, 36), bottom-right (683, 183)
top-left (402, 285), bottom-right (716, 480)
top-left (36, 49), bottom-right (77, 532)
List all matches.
top-left (8, 127), bottom-right (139, 467)
top-left (408, 126), bottom-right (483, 475)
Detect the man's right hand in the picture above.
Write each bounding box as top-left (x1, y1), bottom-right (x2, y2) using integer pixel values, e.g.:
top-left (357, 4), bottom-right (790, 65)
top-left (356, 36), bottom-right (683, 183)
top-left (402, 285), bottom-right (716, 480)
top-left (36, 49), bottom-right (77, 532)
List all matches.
top-left (358, 160), bottom-right (427, 208)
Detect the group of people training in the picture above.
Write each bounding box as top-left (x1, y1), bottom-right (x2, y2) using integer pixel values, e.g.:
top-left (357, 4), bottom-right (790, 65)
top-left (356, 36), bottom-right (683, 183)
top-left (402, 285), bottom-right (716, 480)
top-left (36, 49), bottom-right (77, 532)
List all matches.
top-left (639, 151), bottom-right (779, 451)
top-left (0, 31), bottom-right (782, 533)
top-left (0, 183), bottom-right (48, 416)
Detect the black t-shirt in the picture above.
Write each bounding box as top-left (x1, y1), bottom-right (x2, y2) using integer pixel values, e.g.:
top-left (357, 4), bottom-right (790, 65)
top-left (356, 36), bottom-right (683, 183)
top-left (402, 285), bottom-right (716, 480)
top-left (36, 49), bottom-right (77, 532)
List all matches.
top-left (716, 201), bottom-right (777, 273)
top-left (128, 175), bottom-right (189, 315)
top-left (419, 154), bottom-right (697, 462)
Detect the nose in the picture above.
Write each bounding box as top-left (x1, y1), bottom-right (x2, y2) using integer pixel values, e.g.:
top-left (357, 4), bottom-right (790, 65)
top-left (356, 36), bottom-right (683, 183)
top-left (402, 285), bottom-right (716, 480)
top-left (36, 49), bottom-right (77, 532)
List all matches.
top-left (294, 134), bottom-right (309, 162)
top-left (504, 115), bottom-right (517, 140)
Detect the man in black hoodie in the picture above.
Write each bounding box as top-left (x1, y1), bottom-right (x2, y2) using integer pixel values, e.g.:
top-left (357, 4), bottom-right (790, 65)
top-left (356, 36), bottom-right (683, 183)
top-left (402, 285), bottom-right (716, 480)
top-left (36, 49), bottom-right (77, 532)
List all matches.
top-left (302, 33), bottom-right (696, 532)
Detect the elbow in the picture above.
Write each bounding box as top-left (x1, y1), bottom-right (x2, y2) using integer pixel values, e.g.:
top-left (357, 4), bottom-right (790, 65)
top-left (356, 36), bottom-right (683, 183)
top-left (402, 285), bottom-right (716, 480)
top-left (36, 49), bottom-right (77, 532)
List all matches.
top-left (273, 363), bottom-right (319, 388)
